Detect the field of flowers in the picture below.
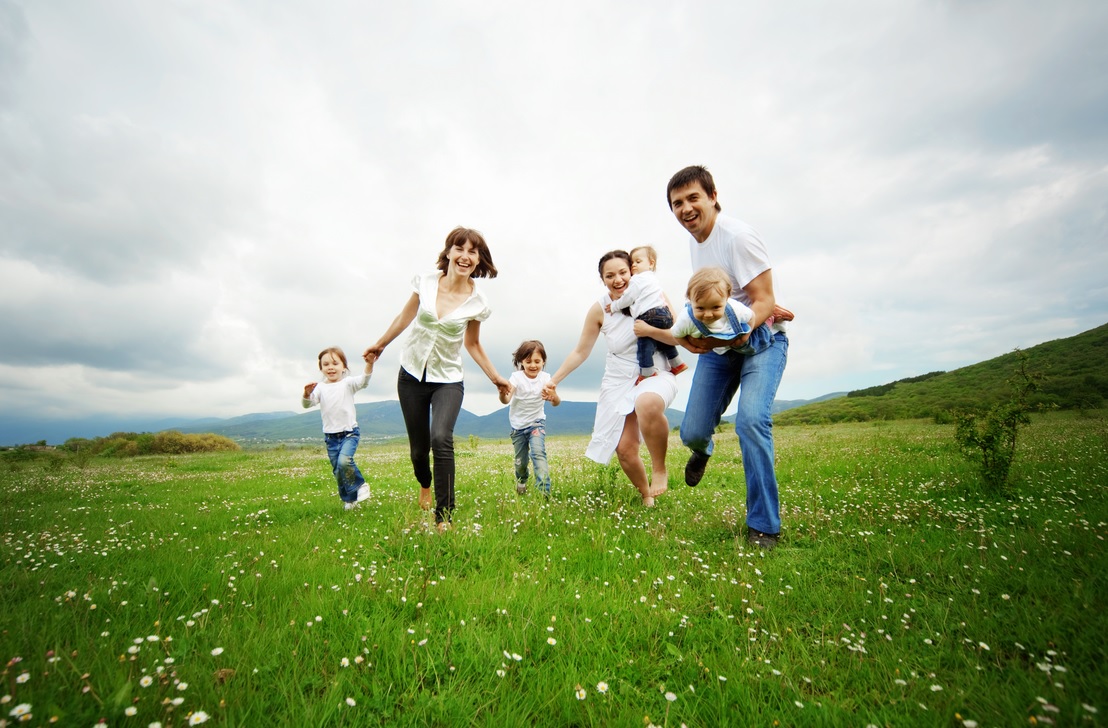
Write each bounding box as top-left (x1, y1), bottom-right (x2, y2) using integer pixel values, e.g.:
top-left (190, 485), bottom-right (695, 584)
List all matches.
top-left (1, 413), bottom-right (1105, 727)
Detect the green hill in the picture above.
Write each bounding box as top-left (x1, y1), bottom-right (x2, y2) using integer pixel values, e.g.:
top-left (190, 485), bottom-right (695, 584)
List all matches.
top-left (776, 322), bottom-right (1108, 425)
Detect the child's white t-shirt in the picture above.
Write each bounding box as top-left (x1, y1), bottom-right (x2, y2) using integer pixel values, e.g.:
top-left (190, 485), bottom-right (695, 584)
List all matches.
top-left (302, 373), bottom-right (371, 433)
top-left (671, 300), bottom-right (755, 355)
top-left (507, 370), bottom-right (551, 429)
top-left (609, 270), bottom-right (666, 318)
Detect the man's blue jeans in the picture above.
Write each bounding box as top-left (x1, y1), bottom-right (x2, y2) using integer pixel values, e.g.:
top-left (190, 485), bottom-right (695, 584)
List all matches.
top-left (680, 332), bottom-right (788, 534)
top-left (510, 421), bottom-right (551, 493)
top-left (324, 428), bottom-right (365, 503)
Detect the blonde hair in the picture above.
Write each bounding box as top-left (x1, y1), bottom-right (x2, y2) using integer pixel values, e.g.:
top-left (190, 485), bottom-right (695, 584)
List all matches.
top-left (686, 267), bottom-right (732, 302)
top-left (629, 245), bottom-right (658, 270)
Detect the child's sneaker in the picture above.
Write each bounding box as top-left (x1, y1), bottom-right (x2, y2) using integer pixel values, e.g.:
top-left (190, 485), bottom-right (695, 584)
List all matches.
top-left (516, 483), bottom-right (528, 495)
top-left (670, 363), bottom-right (688, 376)
top-left (356, 484), bottom-right (371, 502)
top-left (343, 501), bottom-right (356, 511)
top-left (635, 372), bottom-right (657, 385)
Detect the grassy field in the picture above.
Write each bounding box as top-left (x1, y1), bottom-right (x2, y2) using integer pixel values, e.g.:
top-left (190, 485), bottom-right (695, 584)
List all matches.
top-left (1, 412), bottom-right (1106, 727)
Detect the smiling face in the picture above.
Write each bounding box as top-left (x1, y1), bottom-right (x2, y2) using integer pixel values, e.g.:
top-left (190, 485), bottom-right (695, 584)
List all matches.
top-left (691, 289), bottom-right (728, 326)
top-left (669, 181), bottom-right (720, 243)
top-left (319, 351), bottom-right (346, 382)
top-left (600, 257), bottom-right (632, 299)
top-left (446, 240), bottom-right (481, 278)
top-left (518, 350), bottom-right (546, 379)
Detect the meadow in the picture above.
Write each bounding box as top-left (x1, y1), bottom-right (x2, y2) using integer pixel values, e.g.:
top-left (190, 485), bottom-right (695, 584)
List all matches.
top-left (1, 413), bottom-right (1105, 727)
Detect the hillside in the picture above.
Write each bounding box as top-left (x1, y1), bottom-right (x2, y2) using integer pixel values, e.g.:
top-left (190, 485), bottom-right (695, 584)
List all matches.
top-left (776, 322), bottom-right (1108, 425)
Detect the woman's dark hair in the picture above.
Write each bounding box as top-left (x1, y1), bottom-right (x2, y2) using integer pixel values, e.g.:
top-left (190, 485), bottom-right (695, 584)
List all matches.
top-left (511, 340), bottom-right (547, 368)
top-left (597, 249), bottom-right (631, 277)
top-left (436, 226), bottom-right (498, 279)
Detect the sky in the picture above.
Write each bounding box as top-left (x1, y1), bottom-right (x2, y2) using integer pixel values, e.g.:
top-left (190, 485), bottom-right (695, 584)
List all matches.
top-left (2, 0), bottom-right (1107, 443)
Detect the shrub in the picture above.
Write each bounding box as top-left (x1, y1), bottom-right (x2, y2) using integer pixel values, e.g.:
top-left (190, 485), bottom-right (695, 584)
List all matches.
top-left (953, 350), bottom-right (1042, 494)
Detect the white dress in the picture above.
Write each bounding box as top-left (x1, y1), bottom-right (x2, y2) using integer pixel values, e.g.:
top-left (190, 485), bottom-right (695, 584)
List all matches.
top-left (585, 293), bottom-right (679, 464)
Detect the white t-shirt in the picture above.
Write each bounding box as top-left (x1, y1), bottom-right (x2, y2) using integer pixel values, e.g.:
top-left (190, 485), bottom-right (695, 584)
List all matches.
top-left (671, 300), bottom-right (755, 355)
top-left (689, 213), bottom-right (787, 333)
top-left (400, 272), bottom-right (492, 383)
top-left (608, 270), bottom-right (666, 318)
top-left (507, 370), bottom-right (551, 429)
top-left (302, 373), bottom-right (372, 433)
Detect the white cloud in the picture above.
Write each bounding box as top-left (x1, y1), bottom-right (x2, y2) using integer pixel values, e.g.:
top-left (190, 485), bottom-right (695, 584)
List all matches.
top-left (0, 0), bottom-right (1106, 438)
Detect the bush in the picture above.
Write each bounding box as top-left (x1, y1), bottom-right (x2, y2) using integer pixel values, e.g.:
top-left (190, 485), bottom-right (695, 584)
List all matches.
top-left (953, 350), bottom-right (1042, 494)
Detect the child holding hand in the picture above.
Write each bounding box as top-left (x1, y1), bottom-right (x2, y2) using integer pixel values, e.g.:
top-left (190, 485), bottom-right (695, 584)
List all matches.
top-left (302, 346), bottom-right (374, 510)
top-left (499, 340), bottom-right (560, 495)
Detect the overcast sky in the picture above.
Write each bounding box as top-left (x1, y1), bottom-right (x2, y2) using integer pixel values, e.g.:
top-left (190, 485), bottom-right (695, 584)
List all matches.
top-left (2, 0), bottom-right (1106, 433)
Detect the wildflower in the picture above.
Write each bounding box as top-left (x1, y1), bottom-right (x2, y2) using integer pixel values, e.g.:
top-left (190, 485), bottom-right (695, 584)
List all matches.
top-left (211, 648), bottom-right (224, 656)
top-left (149, 723), bottom-right (163, 728)
top-left (341, 658), bottom-right (350, 668)
top-left (146, 635), bottom-right (159, 642)
top-left (140, 676), bottom-right (154, 687)
top-left (596, 681), bottom-right (608, 693)
top-left (9, 704), bottom-right (31, 718)
top-left (128, 646), bottom-right (141, 655)
top-left (496, 669), bottom-right (506, 677)
top-left (172, 697), bottom-right (185, 706)
top-left (930, 685), bottom-right (943, 692)
top-left (978, 642), bottom-right (990, 651)
top-left (511, 653), bottom-right (522, 662)
top-left (15, 673), bottom-right (29, 684)
top-left (189, 711), bottom-right (210, 725)
top-left (177, 682), bottom-right (189, 691)
top-left (547, 638), bottom-right (557, 645)
top-left (345, 698), bottom-right (356, 707)
top-left (962, 720), bottom-right (978, 727)
top-left (125, 706), bottom-right (138, 716)
top-left (666, 692), bottom-right (677, 702)
top-left (1082, 704), bottom-right (1098, 714)
top-left (575, 685), bottom-right (587, 700)
top-left (718, 675), bottom-right (727, 682)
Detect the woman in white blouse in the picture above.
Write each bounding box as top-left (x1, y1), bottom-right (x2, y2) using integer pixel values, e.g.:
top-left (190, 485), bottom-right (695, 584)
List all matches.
top-left (365, 227), bottom-right (510, 529)
top-left (543, 250), bottom-right (679, 507)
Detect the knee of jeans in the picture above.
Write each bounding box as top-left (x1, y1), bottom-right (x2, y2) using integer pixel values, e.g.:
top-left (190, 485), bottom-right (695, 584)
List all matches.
top-left (733, 409), bottom-right (771, 437)
top-left (430, 432), bottom-right (454, 454)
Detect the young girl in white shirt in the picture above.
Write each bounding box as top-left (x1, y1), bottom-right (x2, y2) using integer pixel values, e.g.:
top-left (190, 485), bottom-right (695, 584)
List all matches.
top-left (499, 340), bottom-right (561, 495)
top-left (302, 346), bottom-right (374, 510)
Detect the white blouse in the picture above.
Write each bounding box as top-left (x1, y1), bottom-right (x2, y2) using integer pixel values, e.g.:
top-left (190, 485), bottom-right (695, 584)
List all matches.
top-left (400, 272), bottom-right (492, 383)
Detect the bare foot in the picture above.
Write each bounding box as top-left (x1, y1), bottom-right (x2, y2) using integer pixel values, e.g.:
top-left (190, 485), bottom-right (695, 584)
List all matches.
top-left (650, 472), bottom-right (669, 498)
top-left (642, 495), bottom-right (655, 508)
top-left (419, 487), bottom-right (432, 510)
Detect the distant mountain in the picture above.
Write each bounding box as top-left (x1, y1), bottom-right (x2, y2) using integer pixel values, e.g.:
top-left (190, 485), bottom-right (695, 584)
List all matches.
top-left (168, 392), bottom-right (840, 445)
top-left (776, 322), bottom-right (1108, 425)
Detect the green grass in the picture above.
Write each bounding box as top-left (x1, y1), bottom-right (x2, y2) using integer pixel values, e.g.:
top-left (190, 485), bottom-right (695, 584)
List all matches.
top-left (1, 412), bottom-right (1106, 726)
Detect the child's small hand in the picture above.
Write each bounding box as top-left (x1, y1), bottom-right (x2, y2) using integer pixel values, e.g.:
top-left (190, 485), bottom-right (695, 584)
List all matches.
top-left (604, 303), bottom-right (612, 314)
top-left (541, 381), bottom-right (557, 401)
top-left (303, 382), bottom-right (318, 399)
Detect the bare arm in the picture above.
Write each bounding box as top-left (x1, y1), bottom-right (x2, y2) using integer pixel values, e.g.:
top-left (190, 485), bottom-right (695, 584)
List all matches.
top-left (498, 382), bottom-right (515, 405)
top-left (464, 319), bottom-right (510, 396)
top-left (631, 291), bottom-right (679, 346)
top-left (743, 269), bottom-right (776, 331)
top-left (544, 303), bottom-right (603, 395)
top-left (364, 292), bottom-right (420, 360)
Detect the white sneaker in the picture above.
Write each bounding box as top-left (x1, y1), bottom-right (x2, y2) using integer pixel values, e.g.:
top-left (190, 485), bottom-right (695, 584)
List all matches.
top-left (356, 484), bottom-right (371, 502)
top-left (343, 501), bottom-right (356, 511)
top-left (515, 483), bottom-right (527, 495)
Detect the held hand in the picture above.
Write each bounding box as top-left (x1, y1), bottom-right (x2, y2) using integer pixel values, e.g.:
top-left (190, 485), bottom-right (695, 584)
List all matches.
top-left (363, 344), bottom-right (385, 361)
top-left (632, 319), bottom-right (653, 337)
top-left (303, 382), bottom-right (318, 399)
top-left (492, 374), bottom-right (511, 397)
top-left (541, 381), bottom-right (558, 401)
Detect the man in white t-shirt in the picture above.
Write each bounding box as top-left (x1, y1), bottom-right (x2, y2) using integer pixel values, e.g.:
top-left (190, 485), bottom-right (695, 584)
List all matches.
top-left (666, 165), bottom-right (790, 550)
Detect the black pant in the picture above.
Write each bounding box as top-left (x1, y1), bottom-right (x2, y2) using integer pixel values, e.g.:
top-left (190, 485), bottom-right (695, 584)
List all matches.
top-left (397, 368), bottom-right (465, 523)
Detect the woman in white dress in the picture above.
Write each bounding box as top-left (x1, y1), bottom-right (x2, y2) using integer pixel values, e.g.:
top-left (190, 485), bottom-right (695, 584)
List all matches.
top-left (543, 250), bottom-right (679, 506)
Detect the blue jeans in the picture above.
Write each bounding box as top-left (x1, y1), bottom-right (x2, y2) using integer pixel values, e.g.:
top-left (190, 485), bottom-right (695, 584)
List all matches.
top-left (510, 421), bottom-right (551, 493)
top-left (635, 306), bottom-right (681, 371)
top-left (397, 368), bottom-right (465, 523)
top-left (680, 332), bottom-right (788, 534)
top-left (324, 428), bottom-right (365, 503)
